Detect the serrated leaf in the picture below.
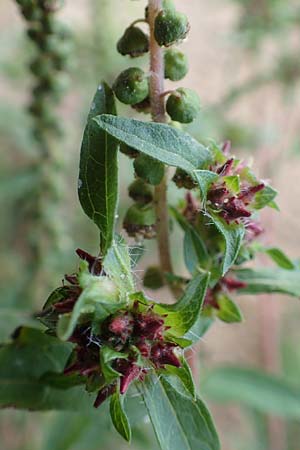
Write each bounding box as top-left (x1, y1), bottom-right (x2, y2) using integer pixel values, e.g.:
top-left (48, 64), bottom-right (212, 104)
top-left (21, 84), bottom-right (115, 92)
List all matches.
top-left (155, 271), bottom-right (210, 336)
top-left (216, 294), bottom-right (243, 323)
top-left (94, 115), bottom-right (211, 173)
top-left (194, 170), bottom-right (218, 204)
top-left (110, 391), bottom-right (131, 442)
top-left (234, 267), bottom-right (300, 297)
top-left (207, 212), bottom-right (245, 275)
top-left (264, 247), bottom-right (295, 270)
top-left (202, 366), bottom-right (300, 418)
top-left (252, 184), bottom-right (277, 210)
top-left (103, 235), bottom-right (135, 297)
top-left (78, 82), bottom-right (118, 255)
top-left (134, 154), bottom-right (165, 185)
top-left (139, 373), bottom-right (220, 450)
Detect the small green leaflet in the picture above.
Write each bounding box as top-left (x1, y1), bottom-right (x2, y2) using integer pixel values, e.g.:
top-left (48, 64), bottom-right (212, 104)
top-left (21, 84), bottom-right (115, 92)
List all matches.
top-left (78, 82), bottom-right (119, 255)
top-left (264, 247), bottom-right (295, 270)
top-left (57, 270), bottom-right (122, 341)
top-left (194, 170), bottom-right (218, 205)
top-left (94, 115), bottom-right (212, 173)
top-left (100, 346), bottom-right (128, 385)
top-left (202, 366), bottom-right (300, 418)
top-left (164, 356), bottom-right (196, 399)
top-left (103, 235), bottom-right (135, 297)
top-left (252, 184), bottom-right (278, 210)
top-left (110, 392), bottom-right (131, 442)
top-left (207, 212), bottom-right (245, 275)
top-left (223, 175), bottom-right (240, 194)
top-left (155, 271), bottom-right (210, 337)
top-left (216, 294), bottom-right (243, 323)
top-left (234, 267), bottom-right (300, 297)
top-left (139, 373), bottom-right (220, 450)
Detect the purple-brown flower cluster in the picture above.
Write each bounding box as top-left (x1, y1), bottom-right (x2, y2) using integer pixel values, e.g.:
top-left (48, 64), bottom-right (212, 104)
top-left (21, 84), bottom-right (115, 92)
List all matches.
top-left (207, 156), bottom-right (265, 223)
top-left (49, 249), bottom-right (181, 409)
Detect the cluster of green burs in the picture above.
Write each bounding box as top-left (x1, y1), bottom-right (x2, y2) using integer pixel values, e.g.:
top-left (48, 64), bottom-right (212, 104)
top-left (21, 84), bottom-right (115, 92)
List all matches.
top-left (113, 0), bottom-right (200, 124)
top-left (15, 0), bottom-right (72, 144)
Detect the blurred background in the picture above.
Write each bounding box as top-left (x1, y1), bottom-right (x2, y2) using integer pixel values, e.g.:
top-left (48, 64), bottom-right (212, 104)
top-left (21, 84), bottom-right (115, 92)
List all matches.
top-left (1, 0), bottom-right (300, 449)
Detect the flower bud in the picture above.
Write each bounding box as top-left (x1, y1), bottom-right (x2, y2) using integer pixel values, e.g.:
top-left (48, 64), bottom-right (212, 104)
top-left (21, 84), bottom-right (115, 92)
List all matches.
top-left (172, 168), bottom-right (197, 189)
top-left (143, 266), bottom-right (165, 290)
top-left (154, 9), bottom-right (189, 47)
top-left (128, 179), bottom-right (153, 205)
top-left (166, 88), bottom-right (200, 123)
top-left (123, 204), bottom-right (156, 239)
top-left (113, 67), bottom-right (149, 105)
top-left (164, 48), bottom-right (188, 81)
top-left (117, 26), bottom-right (149, 57)
top-left (120, 143), bottom-right (140, 159)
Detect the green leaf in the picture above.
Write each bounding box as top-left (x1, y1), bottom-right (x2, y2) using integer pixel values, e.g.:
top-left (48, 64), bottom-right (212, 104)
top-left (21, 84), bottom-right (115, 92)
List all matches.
top-left (252, 185), bottom-right (277, 210)
top-left (216, 294), bottom-right (243, 323)
top-left (103, 235), bottom-right (135, 297)
top-left (94, 115), bottom-right (211, 173)
top-left (110, 391), bottom-right (131, 442)
top-left (184, 316), bottom-right (214, 343)
top-left (234, 267), bottom-right (300, 297)
top-left (134, 154), bottom-right (165, 185)
top-left (165, 356), bottom-right (196, 399)
top-left (264, 247), bottom-right (295, 270)
top-left (202, 366), bottom-right (300, 418)
top-left (139, 373), bottom-right (220, 450)
top-left (57, 270), bottom-right (122, 341)
top-left (155, 271), bottom-right (210, 336)
top-left (184, 227), bottom-right (209, 274)
top-left (208, 212), bottom-right (245, 275)
top-left (100, 346), bottom-right (128, 385)
top-left (223, 175), bottom-right (240, 194)
top-left (0, 327), bottom-right (94, 411)
top-left (194, 170), bottom-right (218, 204)
top-left (78, 82), bottom-right (118, 255)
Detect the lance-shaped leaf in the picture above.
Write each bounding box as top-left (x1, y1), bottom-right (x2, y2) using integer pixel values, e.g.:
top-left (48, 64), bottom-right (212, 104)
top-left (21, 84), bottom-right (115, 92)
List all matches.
top-left (264, 247), bottom-right (295, 270)
top-left (155, 271), bottom-right (210, 336)
top-left (202, 366), bottom-right (300, 418)
top-left (216, 294), bottom-right (243, 323)
top-left (207, 212), bottom-right (245, 275)
top-left (94, 115), bottom-right (212, 173)
top-left (100, 346), bottom-right (128, 385)
top-left (234, 267), bottom-right (300, 297)
top-left (164, 356), bottom-right (196, 399)
top-left (252, 184), bottom-right (277, 210)
top-left (110, 391), bottom-right (131, 442)
top-left (184, 227), bottom-right (210, 274)
top-left (139, 373), bottom-right (220, 450)
top-left (78, 83), bottom-right (118, 255)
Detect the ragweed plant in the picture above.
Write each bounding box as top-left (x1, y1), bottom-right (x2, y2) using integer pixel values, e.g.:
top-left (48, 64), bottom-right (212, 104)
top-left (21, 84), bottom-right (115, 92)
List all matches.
top-left (1, 1), bottom-right (300, 450)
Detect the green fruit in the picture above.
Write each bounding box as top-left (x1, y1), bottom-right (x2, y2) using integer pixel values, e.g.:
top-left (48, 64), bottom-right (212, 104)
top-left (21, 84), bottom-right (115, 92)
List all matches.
top-left (117, 26), bottom-right (149, 57)
top-left (173, 168), bottom-right (197, 189)
top-left (128, 179), bottom-right (153, 205)
top-left (120, 143), bottom-right (140, 159)
top-left (154, 9), bottom-right (189, 47)
top-left (164, 48), bottom-right (188, 81)
top-left (143, 266), bottom-right (165, 290)
top-left (166, 88), bottom-right (200, 123)
top-left (113, 67), bottom-right (149, 105)
top-left (123, 204), bottom-right (156, 239)
top-left (134, 154), bottom-right (164, 185)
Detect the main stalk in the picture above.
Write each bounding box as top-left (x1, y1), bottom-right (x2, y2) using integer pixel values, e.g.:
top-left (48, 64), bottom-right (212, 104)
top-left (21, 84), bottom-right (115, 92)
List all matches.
top-left (148, 0), bottom-right (175, 291)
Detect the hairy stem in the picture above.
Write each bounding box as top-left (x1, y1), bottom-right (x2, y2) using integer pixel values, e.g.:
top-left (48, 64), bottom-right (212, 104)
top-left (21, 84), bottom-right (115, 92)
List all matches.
top-left (148, 0), bottom-right (177, 294)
